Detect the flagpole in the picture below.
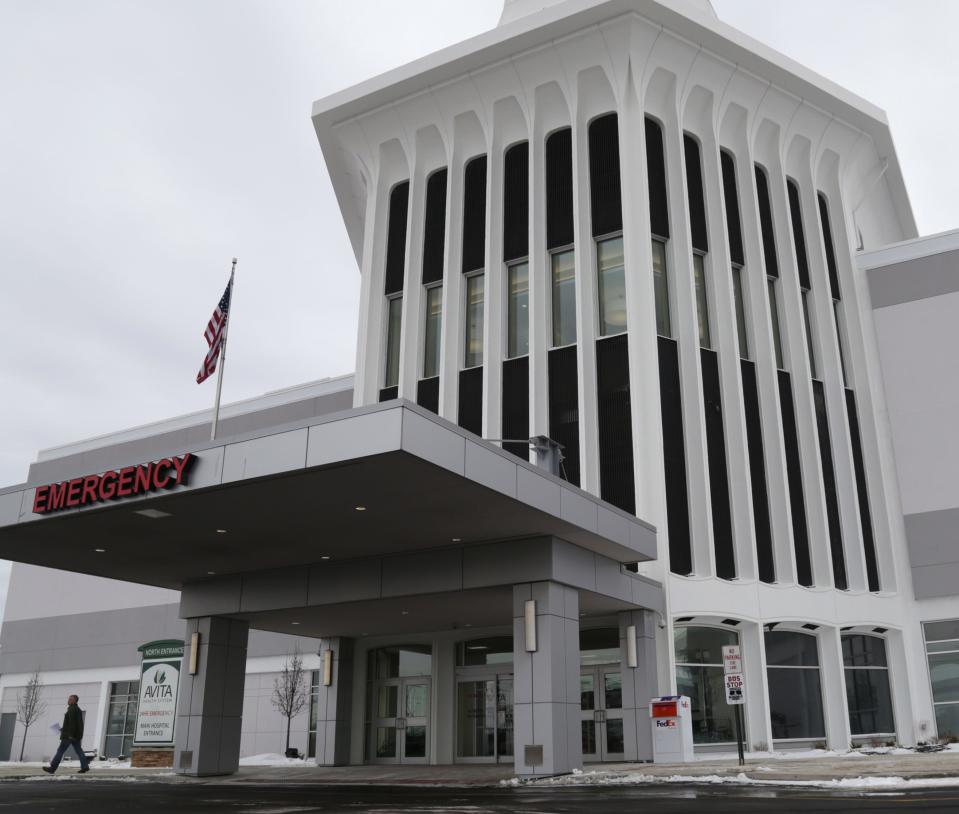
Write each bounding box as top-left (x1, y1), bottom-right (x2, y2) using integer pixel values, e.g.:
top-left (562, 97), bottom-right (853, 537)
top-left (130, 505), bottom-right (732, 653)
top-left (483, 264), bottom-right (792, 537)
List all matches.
top-left (210, 258), bottom-right (237, 441)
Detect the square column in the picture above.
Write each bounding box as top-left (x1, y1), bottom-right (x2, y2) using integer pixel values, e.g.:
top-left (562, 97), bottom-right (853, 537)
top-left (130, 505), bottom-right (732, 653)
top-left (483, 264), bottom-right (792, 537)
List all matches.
top-left (512, 582), bottom-right (581, 776)
top-left (313, 638), bottom-right (354, 766)
top-left (174, 617), bottom-right (248, 776)
top-left (618, 610), bottom-right (659, 762)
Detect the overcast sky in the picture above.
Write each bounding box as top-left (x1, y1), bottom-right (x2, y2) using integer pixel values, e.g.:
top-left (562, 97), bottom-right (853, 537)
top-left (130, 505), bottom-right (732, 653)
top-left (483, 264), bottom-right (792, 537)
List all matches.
top-left (1, 0), bottom-right (956, 617)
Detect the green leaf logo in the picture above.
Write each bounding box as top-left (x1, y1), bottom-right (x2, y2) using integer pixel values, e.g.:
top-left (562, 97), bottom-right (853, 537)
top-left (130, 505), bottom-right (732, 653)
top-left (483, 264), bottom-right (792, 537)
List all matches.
top-left (155, 671), bottom-right (166, 685)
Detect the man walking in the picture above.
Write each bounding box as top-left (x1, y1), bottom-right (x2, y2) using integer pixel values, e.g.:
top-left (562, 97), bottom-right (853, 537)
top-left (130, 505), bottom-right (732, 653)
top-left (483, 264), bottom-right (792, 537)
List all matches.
top-left (42, 694), bottom-right (90, 774)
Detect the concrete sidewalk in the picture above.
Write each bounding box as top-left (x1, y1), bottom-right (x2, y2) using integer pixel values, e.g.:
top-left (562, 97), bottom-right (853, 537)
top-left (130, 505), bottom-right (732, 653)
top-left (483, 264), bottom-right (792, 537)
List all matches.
top-left (1, 751), bottom-right (959, 786)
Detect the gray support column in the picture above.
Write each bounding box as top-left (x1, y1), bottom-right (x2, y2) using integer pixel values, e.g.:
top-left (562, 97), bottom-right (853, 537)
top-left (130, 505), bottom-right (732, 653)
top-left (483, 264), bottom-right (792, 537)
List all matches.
top-left (174, 617), bottom-right (248, 777)
top-left (619, 610), bottom-right (658, 762)
top-left (513, 582), bottom-right (581, 776)
top-left (314, 638), bottom-right (354, 766)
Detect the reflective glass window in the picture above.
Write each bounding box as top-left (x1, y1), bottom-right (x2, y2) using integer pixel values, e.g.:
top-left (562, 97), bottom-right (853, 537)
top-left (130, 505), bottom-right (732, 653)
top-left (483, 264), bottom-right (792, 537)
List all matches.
top-left (464, 273), bottom-right (485, 368)
top-left (597, 236), bottom-right (626, 336)
top-left (652, 239), bottom-right (671, 337)
top-left (765, 631), bottom-right (825, 739)
top-left (674, 626), bottom-right (739, 744)
top-left (507, 262), bottom-right (529, 358)
top-left (423, 285), bottom-right (442, 378)
top-left (694, 253), bottom-right (711, 348)
top-left (551, 250), bottom-right (577, 347)
top-left (384, 296), bottom-right (403, 388)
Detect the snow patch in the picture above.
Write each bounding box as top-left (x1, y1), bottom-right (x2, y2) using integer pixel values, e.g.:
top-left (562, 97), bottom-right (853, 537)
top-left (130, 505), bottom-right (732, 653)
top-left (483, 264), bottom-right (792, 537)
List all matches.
top-left (239, 753), bottom-right (309, 767)
top-left (509, 769), bottom-right (959, 791)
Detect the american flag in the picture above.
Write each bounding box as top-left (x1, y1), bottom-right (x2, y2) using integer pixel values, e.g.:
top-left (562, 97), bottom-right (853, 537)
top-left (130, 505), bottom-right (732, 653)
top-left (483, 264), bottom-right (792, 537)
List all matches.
top-left (196, 272), bottom-right (234, 384)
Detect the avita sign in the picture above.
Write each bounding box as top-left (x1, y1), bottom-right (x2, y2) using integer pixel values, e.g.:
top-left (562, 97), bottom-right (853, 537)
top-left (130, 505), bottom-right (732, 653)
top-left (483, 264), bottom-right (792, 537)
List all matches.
top-left (32, 453), bottom-right (195, 514)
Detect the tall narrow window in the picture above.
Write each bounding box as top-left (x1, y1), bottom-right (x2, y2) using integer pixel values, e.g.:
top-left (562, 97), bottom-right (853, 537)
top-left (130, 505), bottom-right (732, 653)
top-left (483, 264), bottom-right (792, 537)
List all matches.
top-left (384, 296), bottom-right (403, 389)
top-left (464, 274), bottom-right (484, 368)
top-left (787, 178), bottom-right (811, 290)
top-left (693, 254), bottom-right (711, 349)
top-left (802, 291), bottom-right (817, 378)
top-left (732, 266), bottom-right (748, 359)
top-left (653, 240), bottom-right (671, 337)
top-left (834, 303), bottom-right (848, 386)
top-left (768, 279), bottom-right (785, 369)
top-left (551, 250), bottom-right (576, 347)
top-left (507, 262), bottom-right (529, 358)
top-left (423, 285), bottom-right (442, 378)
top-left (597, 236), bottom-right (626, 336)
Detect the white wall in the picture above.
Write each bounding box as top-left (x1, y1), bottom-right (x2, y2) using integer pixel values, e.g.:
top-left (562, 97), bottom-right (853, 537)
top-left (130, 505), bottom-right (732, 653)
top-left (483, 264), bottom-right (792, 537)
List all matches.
top-left (2, 563), bottom-right (178, 623)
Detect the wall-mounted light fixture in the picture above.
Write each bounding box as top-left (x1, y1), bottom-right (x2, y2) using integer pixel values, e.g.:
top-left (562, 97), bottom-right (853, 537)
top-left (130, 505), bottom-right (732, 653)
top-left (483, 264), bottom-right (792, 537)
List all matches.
top-left (524, 600), bottom-right (537, 652)
top-left (626, 624), bottom-right (638, 668)
top-left (322, 648), bottom-right (333, 686)
top-left (189, 632), bottom-right (200, 675)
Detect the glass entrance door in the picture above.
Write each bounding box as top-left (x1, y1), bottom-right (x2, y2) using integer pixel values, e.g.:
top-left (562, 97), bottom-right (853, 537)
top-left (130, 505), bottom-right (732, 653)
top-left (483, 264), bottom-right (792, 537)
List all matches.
top-left (371, 677), bottom-right (431, 764)
top-left (455, 675), bottom-right (514, 762)
top-left (580, 666), bottom-right (625, 762)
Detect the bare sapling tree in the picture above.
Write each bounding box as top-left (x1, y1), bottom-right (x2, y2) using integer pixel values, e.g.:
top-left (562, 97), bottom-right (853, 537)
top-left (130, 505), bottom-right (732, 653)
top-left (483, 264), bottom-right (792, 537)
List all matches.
top-left (271, 648), bottom-right (308, 756)
top-left (16, 671), bottom-right (47, 762)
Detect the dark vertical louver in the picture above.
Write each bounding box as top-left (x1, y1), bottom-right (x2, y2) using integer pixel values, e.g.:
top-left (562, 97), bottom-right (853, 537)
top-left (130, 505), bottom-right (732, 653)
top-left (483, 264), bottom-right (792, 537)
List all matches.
top-left (659, 336), bottom-right (691, 575)
top-left (701, 349), bottom-right (736, 579)
top-left (502, 356), bottom-right (529, 460)
top-left (812, 380), bottom-right (847, 589)
top-left (588, 113), bottom-right (623, 237)
top-left (721, 151), bottom-right (745, 266)
top-left (845, 389), bottom-right (880, 591)
top-left (742, 359), bottom-right (775, 582)
top-left (385, 181), bottom-right (410, 295)
top-left (462, 156), bottom-right (487, 272)
top-left (379, 386), bottom-right (398, 402)
top-left (778, 370), bottom-right (813, 586)
top-left (503, 143), bottom-right (529, 262)
top-left (817, 192), bottom-right (841, 301)
top-left (548, 346), bottom-right (580, 486)
top-left (546, 128), bottom-right (574, 250)
top-left (646, 117), bottom-right (670, 239)
top-left (787, 179), bottom-right (811, 290)
top-left (683, 135), bottom-right (708, 253)
top-left (596, 335), bottom-right (635, 513)
top-left (416, 377), bottom-right (439, 414)
top-left (755, 165), bottom-right (779, 278)
top-left (422, 170), bottom-right (447, 285)
top-left (458, 367), bottom-right (483, 436)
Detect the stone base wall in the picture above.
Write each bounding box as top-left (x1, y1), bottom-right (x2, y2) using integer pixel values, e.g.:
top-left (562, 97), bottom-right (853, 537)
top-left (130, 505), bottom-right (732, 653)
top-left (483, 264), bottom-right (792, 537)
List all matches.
top-left (131, 748), bottom-right (174, 768)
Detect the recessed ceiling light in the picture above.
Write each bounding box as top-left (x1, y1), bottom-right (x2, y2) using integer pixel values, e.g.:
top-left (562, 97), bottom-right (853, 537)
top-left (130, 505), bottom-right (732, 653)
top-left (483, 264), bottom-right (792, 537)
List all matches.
top-left (354, 505), bottom-right (367, 512)
top-left (207, 571), bottom-right (217, 576)
top-left (136, 508), bottom-right (171, 519)
top-left (291, 622), bottom-right (300, 626)
top-left (94, 548), bottom-right (106, 553)
top-left (451, 537), bottom-right (462, 543)
top-left (464, 623), bottom-right (472, 628)
top-left (401, 610), bottom-right (409, 615)
top-left (216, 529), bottom-right (227, 534)
top-left (320, 555), bottom-right (331, 561)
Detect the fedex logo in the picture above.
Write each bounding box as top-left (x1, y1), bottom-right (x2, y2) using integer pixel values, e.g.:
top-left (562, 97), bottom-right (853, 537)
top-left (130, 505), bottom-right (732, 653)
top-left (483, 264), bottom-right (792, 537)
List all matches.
top-left (655, 719), bottom-right (677, 728)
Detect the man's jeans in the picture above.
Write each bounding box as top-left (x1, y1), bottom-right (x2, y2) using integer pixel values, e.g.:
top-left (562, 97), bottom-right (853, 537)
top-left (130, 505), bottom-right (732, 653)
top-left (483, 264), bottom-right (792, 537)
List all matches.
top-left (49, 738), bottom-right (90, 771)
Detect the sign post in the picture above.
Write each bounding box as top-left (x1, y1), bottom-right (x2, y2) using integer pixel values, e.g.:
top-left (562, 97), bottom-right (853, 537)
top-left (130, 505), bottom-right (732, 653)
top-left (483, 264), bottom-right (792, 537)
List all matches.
top-left (722, 645), bottom-right (746, 766)
top-left (131, 639), bottom-right (185, 768)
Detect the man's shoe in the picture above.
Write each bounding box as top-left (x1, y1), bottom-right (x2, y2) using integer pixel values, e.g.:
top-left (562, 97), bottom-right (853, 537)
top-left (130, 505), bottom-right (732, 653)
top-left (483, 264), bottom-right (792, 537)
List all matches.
top-left (78, 767), bottom-right (89, 774)
top-left (42, 767), bottom-right (54, 774)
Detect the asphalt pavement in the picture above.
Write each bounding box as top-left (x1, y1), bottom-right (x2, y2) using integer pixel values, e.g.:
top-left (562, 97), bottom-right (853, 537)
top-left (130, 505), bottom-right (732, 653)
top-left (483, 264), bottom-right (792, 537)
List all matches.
top-left (2, 781), bottom-right (959, 813)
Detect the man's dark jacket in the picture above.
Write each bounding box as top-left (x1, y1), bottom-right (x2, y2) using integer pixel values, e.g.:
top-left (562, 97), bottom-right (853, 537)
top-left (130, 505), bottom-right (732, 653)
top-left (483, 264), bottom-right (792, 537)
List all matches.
top-left (61, 704), bottom-right (84, 741)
